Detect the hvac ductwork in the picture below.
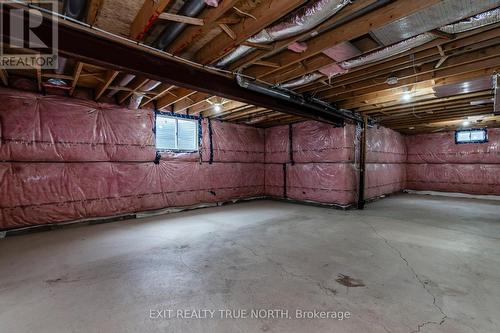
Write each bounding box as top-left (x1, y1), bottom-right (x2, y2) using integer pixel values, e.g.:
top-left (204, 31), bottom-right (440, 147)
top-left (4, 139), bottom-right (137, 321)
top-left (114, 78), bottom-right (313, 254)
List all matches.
top-left (340, 33), bottom-right (437, 70)
top-left (278, 73), bottom-right (324, 89)
top-left (216, 0), bottom-right (350, 67)
top-left (129, 80), bottom-right (161, 110)
top-left (154, 0), bottom-right (207, 50)
top-left (371, 0), bottom-right (500, 46)
top-left (340, 7), bottom-right (500, 70)
top-left (277, 6), bottom-right (500, 91)
top-left (236, 74), bottom-right (361, 123)
top-left (439, 7), bottom-right (500, 34)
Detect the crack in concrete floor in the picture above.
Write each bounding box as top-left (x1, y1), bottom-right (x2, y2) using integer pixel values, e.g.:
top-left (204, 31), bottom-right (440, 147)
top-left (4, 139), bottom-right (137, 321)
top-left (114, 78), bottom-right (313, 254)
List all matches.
top-left (362, 220), bottom-right (448, 333)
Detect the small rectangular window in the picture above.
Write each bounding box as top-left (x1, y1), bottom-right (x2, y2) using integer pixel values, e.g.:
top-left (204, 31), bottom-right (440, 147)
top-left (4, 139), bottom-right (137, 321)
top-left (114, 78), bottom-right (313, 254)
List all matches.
top-left (455, 129), bottom-right (487, 144)
top-left (156, 114), bottom-right (198, 151)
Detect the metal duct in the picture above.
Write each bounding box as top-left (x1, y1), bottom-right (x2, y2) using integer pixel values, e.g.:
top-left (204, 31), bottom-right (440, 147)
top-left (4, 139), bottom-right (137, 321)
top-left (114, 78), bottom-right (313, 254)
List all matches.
top-left (131, 80), bottom-right (162, 109)
top-left (339, 7), bottom-right (500, 70)
top-left (236, 74), bottom-right (361, 123)
top-left (154, 0), bottom-right (207, 50)
top-left (339, 33), bottom-right (437, 70)
top-left (371, 0), bottom-right (500, 46)
top-left (63, 0), bottom-right (88, 20)
top-left (216, 0), bottom-right (350, 67)
top-left (107, 74), bottom-right (135, 98)
top-left (278, 72), bottom-right (323, 89)
top-left (439, 7), bottom-right (500, 34)
top-left (128, 80), bottom-right (161, 109)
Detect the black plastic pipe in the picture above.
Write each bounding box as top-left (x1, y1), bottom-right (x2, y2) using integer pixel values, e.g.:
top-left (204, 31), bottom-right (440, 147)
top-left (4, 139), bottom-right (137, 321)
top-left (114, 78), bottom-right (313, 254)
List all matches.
top-left (154, 0), bottom-right (206, 50)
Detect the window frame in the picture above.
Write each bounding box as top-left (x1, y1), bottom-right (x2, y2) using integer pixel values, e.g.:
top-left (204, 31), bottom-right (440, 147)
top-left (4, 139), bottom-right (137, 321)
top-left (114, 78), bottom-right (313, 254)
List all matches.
top-left (154, 111), bottom-right (201, 152)
top-left (455, 128), bottom-right (488, 144)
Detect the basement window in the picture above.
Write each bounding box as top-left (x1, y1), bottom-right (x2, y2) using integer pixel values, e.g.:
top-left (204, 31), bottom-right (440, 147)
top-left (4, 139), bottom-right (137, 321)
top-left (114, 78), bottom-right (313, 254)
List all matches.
top-left (155, 113), bottom-right (199, 152)
top-left (455, 129), bottom-right (487, 144)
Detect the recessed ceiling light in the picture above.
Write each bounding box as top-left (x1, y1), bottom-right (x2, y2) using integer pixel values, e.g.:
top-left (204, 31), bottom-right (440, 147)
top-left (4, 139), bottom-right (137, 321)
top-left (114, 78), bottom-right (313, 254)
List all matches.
top-left (402, 92), bottom-right (412, 102)
top-left (463, 120), bottom-right (470, 127)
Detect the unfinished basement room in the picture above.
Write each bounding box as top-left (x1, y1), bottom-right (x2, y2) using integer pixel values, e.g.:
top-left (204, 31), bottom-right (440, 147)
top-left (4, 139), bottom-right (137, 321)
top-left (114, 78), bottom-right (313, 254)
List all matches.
top-left (1, 0), bottom-right (500, 332)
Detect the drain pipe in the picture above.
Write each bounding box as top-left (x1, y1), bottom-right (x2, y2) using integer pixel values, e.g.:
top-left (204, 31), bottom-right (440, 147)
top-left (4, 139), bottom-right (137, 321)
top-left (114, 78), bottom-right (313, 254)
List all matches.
top-left (154, 0), bottom-right (207, 50)
top-left (357, 117), bottom-right (367, 209)
top-left (236, 74), bottom-right (362, 123)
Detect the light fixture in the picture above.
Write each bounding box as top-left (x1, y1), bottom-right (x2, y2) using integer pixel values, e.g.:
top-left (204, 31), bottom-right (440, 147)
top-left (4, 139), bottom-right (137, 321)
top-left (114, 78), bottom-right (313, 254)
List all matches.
top-left (462, 120), bottom-right (470, 127)
top-left (402, 92), bottom-right (412, 102)
top-left (386, 76), bottom-right (398, 85)
top-left (213, 103), bottom-right (223, 112)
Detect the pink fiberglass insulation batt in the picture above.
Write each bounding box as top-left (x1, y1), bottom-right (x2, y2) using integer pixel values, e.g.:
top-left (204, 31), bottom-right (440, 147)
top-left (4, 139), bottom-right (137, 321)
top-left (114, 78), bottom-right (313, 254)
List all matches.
top-left (3, 87), bottom-right (497, 229)
top-left (0, 88), bottom-right (265, 229)
top-left (263, 122), bottom-right (407, 205)
top-left (406, 129), bottom-right (500, 195)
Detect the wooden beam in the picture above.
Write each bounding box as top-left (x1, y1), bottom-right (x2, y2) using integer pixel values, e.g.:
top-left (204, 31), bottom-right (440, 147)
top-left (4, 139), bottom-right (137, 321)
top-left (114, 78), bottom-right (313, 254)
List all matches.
top-left (172, 92), bottom-right (211, 112)
top-left (296, 26), bottom-right (500, 94)
top-left (85, 0), bottom-right (103, 25)
top-left (322, 46), bottom-right (500, 101)
top-left (95, 70), bottom-right (119, 100)
top-left (218, 23), bottom-right (236, 40)
top-left (157, 87), bottom-right (196, 110)
top-left (117, 77), bottom-right (149, 104)
top-left (70, 62), bottom-right (83, 96)
top-left (194, 0), bottom-right (307, 64)
top-left (167, 0), bottom-right (240, 55)
top-left (254, 61), bottom-right (281, 68)
top-left (227, 0), bottom-right (379, 71)
top-left (141, 84), bottom-right (175, 107)
top-left (130, 0), bottom-right (172, 40)
top-left (241, 42), bottom-right (274, 50)
top-left (0, 68), bottom-right (9, 86)
top-left (158, 12), bottom-right (204, 26)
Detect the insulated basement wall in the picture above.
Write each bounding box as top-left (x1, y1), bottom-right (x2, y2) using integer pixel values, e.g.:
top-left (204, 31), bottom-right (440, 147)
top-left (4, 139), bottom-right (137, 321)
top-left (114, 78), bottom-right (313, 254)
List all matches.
top-left (264, 121), bottom-right (406, 206)
top-left (0, 88), bottom-right (265, 230)
top-left (264, 122), bottom-right (357, 206)
top-left (365, 126), bottom-right (407, 200)
top-left (406, 129), bottom-right (500, 195)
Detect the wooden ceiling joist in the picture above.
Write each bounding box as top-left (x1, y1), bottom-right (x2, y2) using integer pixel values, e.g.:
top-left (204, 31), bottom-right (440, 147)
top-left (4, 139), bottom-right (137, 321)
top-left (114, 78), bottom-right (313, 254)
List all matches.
top-left (227, 0), bottom-right (380, 71)
top-left (156, 87), bottom-right (197, 110)
top-left (69, 62), bottom-right (84, 96)
top-left (194, 0), bottom-right (307, 65)
top-left (243, 0), bottom-right (442, 79)
top-left (158, 13), bottom-right (204, 26)
top-left (117, 77), bottom-right (149, 104)
top-left (95, 70), bottom-right (119, 100)
top-left (130, 0), bottom-right (172, 40)
top-left (167, 0), bottom-right (240, 55)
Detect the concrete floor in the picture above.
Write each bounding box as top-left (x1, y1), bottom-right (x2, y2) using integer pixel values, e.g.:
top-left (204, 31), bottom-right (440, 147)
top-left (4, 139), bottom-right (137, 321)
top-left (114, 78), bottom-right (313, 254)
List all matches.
top-left (1, 194), bottom-right (499, 333)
